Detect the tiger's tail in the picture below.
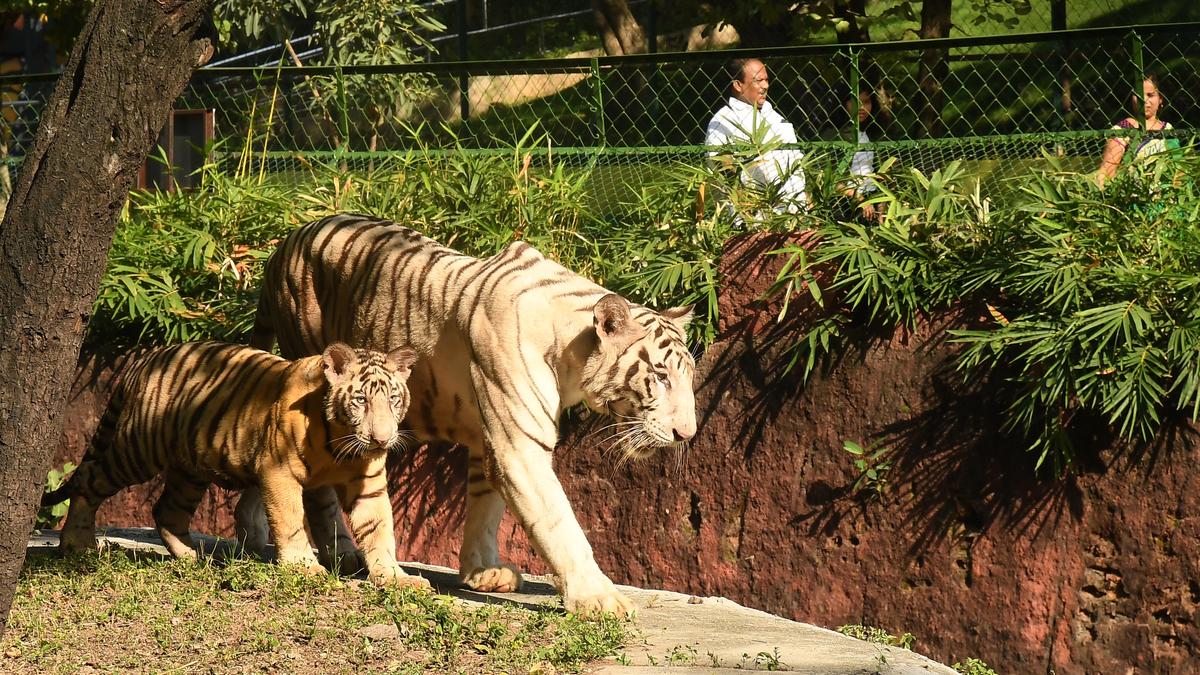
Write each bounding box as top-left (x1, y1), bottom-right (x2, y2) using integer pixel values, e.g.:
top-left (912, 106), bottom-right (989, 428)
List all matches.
top-left (40, 481), bottom-right (73, 508)
top-left (248, 288), bottom-right (277, 352)
top-left (41, 387), bottom-right (125, 507)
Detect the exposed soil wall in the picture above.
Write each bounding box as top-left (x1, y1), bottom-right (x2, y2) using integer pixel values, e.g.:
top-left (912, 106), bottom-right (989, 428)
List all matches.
top-left (53, 233), bottom-right (1200, 673)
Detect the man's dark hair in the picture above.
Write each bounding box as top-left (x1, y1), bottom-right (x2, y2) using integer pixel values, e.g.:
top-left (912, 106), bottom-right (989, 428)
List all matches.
top-left (724, 58), bottom-right (759, 95)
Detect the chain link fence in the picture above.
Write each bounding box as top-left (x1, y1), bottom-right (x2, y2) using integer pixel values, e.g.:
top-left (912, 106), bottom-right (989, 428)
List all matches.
top-left (2, 22), bottom-right (1197, 209)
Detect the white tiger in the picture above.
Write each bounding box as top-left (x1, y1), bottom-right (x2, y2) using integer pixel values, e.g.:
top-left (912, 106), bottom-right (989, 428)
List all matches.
top-left (236, 213), bottom-right (697, 616)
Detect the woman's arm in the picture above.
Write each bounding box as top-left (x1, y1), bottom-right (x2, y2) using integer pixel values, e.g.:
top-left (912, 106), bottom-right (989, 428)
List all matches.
top-left (1096, 118), bottom-right (1134, 187)
top-left (1096, 138), bottom-right (1126, 187)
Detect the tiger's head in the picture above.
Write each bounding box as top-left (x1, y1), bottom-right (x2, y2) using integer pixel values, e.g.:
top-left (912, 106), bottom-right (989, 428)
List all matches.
top-left (580, 294), bottom-right (697, 459)
top-left (322, 342), bottom-right (418, 460)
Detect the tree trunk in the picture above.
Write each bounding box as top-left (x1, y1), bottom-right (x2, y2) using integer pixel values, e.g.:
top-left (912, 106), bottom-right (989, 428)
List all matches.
top-left (917, 0), bottom-right (952, 139)
top-left (0, 0), bottom-right (213, 635)
top-left (0, 138), bottom-right (9, 221)
top-left (591, 0), bottom-right (647, 56)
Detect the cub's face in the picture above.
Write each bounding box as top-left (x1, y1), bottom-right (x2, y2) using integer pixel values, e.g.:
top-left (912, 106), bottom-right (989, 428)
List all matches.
top-left (322, 343), bottom-right (418, 459)
top-left (582, 294), bottom-right (697, 460)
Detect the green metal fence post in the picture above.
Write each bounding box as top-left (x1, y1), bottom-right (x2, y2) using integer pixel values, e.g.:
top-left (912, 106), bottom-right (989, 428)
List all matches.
top-left (1130, 30), bottom-right (1145, 128)
top-left (646, 0), bottom-right (661, 146)
top-left (647, 1), bottom-right (657, 54)
top-left (591, 57), bottom-right (606, 147)
top-left (647, 64), bottom-right (663, 145)
top-left (842, 47), bottom-right (860, 176)
top-left (1051, 0), bottom-right (1066, 31)
top-left (458, 0), bottom-right (470, 126)
top-left (335, 64), bottom-right (350, 153)
top-left (850, 47), bottom-right (861, 138)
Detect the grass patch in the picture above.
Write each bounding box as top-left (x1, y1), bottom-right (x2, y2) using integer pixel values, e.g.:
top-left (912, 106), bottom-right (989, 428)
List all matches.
top-left (1, 551), bottom-right (629, 674)
top-left (836, 624), bottom-right (915, 650)
top-left (953, 657), bottom-right (1000, 675)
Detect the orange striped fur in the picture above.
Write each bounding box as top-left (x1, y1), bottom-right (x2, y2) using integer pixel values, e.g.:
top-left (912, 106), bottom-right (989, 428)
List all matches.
top-left (47, 341), bottom-right (426, 588)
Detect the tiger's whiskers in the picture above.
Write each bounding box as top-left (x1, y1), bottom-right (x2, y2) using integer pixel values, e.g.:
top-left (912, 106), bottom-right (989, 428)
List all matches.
top-left (387, 430), bottom-right (419, 456)
top-left (581, 417), bottom-right (639, 446)
top-left (328, 433), bottom-right (367, 461)
top-left (672, 441), bottom-right (690, 479)
top-left (591, 420), bottom-right (644, 447)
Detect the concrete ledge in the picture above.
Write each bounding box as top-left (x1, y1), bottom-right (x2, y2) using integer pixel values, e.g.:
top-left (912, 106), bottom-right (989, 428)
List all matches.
top-left (28, 528), bottom-right (955, 674)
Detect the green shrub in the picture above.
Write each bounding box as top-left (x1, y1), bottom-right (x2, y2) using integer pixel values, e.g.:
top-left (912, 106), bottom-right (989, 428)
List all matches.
top-left (93, 166), bottom-right (307, 347)
top-left (91, 134), bottom-right (738, 348)
top-left (773, 145), bottom-right (1200, 472)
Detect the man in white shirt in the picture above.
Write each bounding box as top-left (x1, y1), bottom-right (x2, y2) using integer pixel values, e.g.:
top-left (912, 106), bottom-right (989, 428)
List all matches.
top-left (705, 58), bottom-right (807, 214)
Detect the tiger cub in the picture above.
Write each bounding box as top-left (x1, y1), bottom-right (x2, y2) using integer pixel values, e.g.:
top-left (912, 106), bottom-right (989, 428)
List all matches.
top-left (43, 341), bottom-right (426, 588)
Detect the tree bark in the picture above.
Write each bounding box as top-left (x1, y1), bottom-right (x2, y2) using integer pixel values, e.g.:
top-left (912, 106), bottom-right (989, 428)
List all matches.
top-left (0, 0), bottom-right (213, 635)
top-left (591, 0), bottom-right (647, 56)
top-left (917, 0), bottom-right (952, 139)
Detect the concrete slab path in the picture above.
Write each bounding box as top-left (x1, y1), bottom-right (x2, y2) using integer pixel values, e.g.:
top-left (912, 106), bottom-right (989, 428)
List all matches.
top-left (28, 528), bottom-right (956, 674)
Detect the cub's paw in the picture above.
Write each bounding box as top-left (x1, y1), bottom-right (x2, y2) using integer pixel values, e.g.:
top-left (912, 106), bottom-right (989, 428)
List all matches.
top-left (565, 589), bottom-right (636, 619)
top-left (166, 543), bottom-right (200, 562)
top-left (370, 565), bottom-right (432, 590)
top-left (278, 552), bottom-right (326, 576)
top-left (461, 564), bottom-right (523, 593)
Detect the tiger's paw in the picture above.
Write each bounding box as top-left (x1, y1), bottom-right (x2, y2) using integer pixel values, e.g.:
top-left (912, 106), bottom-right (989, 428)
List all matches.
top-left (278, 551), bottom-right (325, 576)
top-left (565, 587), bottom-right (636, 619)
top-left (166, 543), bottom-right (200, 561)
top-left (461, 564), bottom-right (523, 593)
top-left (294, 562), bottom-right (328, 576)
top-left (157, 528), bottom-right (199, 561)
top-left (370, 565), bottom-right (432, 590)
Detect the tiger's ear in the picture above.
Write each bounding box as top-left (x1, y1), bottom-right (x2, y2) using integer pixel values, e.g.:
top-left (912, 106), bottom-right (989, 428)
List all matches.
top-left (322, 342), bottom-right (357, 385)
top-left (386, 346), bottom-right (418, 377)
top-left (661, 304), bottom-right (694, 332)
top-left (593, 294), bottom-right (637, 342)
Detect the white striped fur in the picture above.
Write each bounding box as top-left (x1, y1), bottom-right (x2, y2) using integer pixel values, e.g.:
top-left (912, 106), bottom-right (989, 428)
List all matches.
top-left (235, 213), bottom-right (697, 616)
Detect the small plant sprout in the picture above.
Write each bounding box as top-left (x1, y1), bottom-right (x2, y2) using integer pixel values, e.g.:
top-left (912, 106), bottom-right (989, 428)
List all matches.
top-left (842, 440), bottom-right (893, 500)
